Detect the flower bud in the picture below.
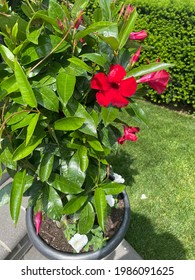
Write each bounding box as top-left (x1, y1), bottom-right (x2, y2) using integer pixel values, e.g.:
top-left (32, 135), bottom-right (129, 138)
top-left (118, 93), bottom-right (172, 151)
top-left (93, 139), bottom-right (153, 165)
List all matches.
top-left (34, 210), bottom-right (42, 235)
top-left (130, 30), bottom-right (148, 41)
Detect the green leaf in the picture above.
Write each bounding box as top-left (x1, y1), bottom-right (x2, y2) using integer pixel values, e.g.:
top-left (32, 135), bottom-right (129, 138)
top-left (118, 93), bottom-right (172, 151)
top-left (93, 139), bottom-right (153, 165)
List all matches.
top-left (14, 59), bottom-right (37, 108)
top-left (0, 75), bottom-right (19, 100)
top-left (67, 151), bottom-right (86, 186)
top-left (34, 86), bottom-right (59, 112)
top-left (49, 0), bottom-right (66, 21)
top-left (127, 62), bottom-right (174, 78)
top-left (88, 139), bottom-right (104, 152)
top-left (94, 188), bottom-right (107, 231)
top-left (43, 185), bottom-right (63, 220)
top-left (67, 100), bottom-right (97, 137)
top-left (101, 183), bottom-right (125, 195)
top-left (11, 113), bottom-right (35, 131)
top-left (63, 195), bottom-right (88, 215)
top-left (126, 101), bottom-right (148, 125)
top-left (54, 117), bottom-right (85, 131)
top-left (118, 9), bottom-right (138, 49)
top-left (39, 153), bottom-right (54, 182)
top-left (10, 170), bottom-right (26, 225)
top-left (0, 139), bottom-right (17, 170)
top-left (56, 73), bottom-right (76, 107)
top-left (71, 0), bottom-right (89, 17)
top-left (0, 182), bottom-right (12, 207)
top-left (12, 132), bottom-right (45, 161)
top-left (80, 53), bottom-right (107, 67)
top-left (78, 202), bottom-right (95, 234)
top-left (26, 113), bottom-right (40, 145)
top-left (0, 45), bottom-right (14, 69)
top-left (48, 173), bottom-right (83, 194)
top-left (27, 27), bottom-right (43, 45)
top-left (98, 0), bottom-right (112, 21)
top-left (68, 57), bottom-right (93, 73)
top-left (75, 21), bottom-right (117, 41)
top-left (21, 35), bottom-right (69, 65)
top-left (78, 146), bottom-right (89, 172)
top-left (101, 107), bottom-right (119, 127)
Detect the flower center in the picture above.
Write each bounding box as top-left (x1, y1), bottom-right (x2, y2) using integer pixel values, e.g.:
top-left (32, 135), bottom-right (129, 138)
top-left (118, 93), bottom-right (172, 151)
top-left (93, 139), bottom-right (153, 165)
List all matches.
top-left (111, 82), bottom-right (120, 89)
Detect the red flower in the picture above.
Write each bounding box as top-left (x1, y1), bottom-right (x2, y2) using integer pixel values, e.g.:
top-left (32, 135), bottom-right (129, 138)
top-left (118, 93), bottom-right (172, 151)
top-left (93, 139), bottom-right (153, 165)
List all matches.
top-left (90, 64), bottom-right (137, 108)
top-left (137, 70), bottom-right (170, 94)
top-left (130, 46), bottom-right (142, 67)
top-left (118, 126), bottom-right (140, 144)
top-left (34, 211), bottom-right (42, 235)
top-left (129, 30), bottom-right (148, 41)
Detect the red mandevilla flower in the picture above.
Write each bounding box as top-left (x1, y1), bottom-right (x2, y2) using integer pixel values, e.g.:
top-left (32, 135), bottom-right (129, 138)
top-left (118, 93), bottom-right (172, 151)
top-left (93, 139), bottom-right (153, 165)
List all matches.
top-left (90, 64), bottom-right (137, 108)
top-left (35, 211), bottom-right (42, 235)
top-left (129, 30), bottom-right (148, 41)
top-left (117, 126), bottom-right (140, 144)
top-left (137, 70), bottom-right (170, 94)
top-left (130, 46), bottom-right (142, 67)
top-left (74, 11), bottom-right (83, 30)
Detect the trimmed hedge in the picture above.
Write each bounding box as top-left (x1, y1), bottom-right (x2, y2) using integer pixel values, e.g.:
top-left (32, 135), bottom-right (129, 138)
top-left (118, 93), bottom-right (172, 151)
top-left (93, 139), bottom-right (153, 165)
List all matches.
top-left (126, 0), bottom-right (195, 110)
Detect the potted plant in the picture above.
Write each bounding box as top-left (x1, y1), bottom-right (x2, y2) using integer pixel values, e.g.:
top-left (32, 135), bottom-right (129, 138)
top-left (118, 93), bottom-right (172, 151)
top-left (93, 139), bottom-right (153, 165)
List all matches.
top-left (0, 0), bottom-right (172, 259)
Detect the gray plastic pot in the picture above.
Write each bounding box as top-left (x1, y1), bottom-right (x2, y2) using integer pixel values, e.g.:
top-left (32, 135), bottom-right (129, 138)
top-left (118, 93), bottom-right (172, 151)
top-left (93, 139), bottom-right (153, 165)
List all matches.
top-left (26, 191), bottom-right (130, 260)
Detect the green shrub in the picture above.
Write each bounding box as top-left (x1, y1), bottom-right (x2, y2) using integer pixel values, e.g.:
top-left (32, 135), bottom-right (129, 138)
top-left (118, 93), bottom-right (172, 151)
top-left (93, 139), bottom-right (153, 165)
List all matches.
top-left (118, 0), bottom-right (195, 110)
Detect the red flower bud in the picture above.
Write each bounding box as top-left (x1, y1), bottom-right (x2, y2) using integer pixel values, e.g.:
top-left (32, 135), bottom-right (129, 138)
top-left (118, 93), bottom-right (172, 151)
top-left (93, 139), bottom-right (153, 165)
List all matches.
top-left (130, 30), bottom-right (148, 41)
top-left (130, 46), bottom-right (142, 67)
top-left (34, 211), bottom-right (42, 235)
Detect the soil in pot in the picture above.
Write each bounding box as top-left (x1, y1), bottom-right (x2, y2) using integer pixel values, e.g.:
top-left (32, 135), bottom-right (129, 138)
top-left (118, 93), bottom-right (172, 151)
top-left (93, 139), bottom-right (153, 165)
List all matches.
top-left (36, 196), bottom-right (125, 253)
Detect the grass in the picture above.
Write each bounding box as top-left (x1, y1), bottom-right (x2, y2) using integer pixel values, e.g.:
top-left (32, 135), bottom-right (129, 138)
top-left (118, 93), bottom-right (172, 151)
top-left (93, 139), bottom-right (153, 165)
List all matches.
top-left (109, 101), bottom-right (195, 260)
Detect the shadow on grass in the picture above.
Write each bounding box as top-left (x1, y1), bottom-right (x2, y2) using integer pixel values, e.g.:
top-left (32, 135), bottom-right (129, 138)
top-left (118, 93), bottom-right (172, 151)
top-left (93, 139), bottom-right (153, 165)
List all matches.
top-left (108, 150), bottom-right (139, 187)
top-left (126, 212), bottom-right (187, 260)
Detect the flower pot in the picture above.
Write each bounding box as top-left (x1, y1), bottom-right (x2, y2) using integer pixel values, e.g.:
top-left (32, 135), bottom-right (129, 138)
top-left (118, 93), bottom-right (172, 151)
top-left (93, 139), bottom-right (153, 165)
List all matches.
top-left (26, 191), bottom-right (130, 260)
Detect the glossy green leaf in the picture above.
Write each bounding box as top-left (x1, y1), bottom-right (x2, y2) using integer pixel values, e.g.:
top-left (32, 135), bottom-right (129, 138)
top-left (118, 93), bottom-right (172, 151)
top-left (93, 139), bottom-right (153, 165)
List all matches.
top-left (0, 45), bottom-right (14, 69)
top-left (101, 107), bottom-right (119, 127)
top-left (48, 173), bottom-right (83, 194)
top-left (126, 102), bottom-right (148, 125)
top-left (43, 185), bottom-right (63, 220)
top-left (88, 139), bottom-right (104, 152)
top-left (127, 62), bottom-right (174, 78)
top-left (68, 57), bottom-right (93, 73)
top-left (99, 0), bottom-right (112, 21)
top-left (0, 75), bottom-right (19, 100)
top-left (49, 0), bottom-right (66, 21)
top-left (101, 183), bottom-right (125, 195)
top-left (14, 59), bottom-right (37, 108)
top-left (71, 0), bottom-right (89, 17)
top-left (67, 151), bottom-right (86, 186)
top-left (0, 182), bottom-right (12, 207)
top-left (10, 170), bottom-right (26, 225)
top-left (26, 113), bottom-right (40, 145)
top-left (54, 117), bottom-right (85, 131)
top-left (0, 139), bottom-right (17, 170)
top-left (63, 195), bottom-right (88, 215)
top-left (11, 113), bottom-right (35, 131)
top-left (56, 73), bottom-right (76, 107)
top-left (78, 202), bottom-right (95, 234)
top-left (27, 27), bottom-right (43, 44)
top-left (118, 9), bottom-right (138, 49)
top-left (12, 132), bottom-right (45, 161)
top-left (80, 53), bottom-right (107, 67)
top-left (78, 146), bottom-right (89, 172)
top-left (21, 35), bottom-right (70, 65)
top-left (67, 100), bottom-right (97, 137)
top-left (7, 111), bottom-right (30, 125)
top-left (39, 153), bottom-right (54, 182)
top-left (34, 86), bottom-right (59, 112)
top-left (75, 21), bottom-right (117, 41)
top-left (94, 188), bottom-right (107, 231)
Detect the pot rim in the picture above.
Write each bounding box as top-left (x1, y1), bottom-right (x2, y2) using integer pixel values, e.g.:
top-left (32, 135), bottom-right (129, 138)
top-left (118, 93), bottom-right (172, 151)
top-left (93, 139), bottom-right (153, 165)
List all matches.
top-left (26, 191), bottom-right (130, 260)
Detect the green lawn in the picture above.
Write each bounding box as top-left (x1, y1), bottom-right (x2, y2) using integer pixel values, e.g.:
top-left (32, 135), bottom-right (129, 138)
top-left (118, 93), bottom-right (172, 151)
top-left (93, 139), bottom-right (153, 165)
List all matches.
top-left (109, 101), bottom-right (195, 260)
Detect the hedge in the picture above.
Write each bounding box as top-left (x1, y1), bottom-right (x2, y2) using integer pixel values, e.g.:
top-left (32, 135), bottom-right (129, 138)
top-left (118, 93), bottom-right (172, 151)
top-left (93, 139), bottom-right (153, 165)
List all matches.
top-left (125, 0), bottom-right (195, 110)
